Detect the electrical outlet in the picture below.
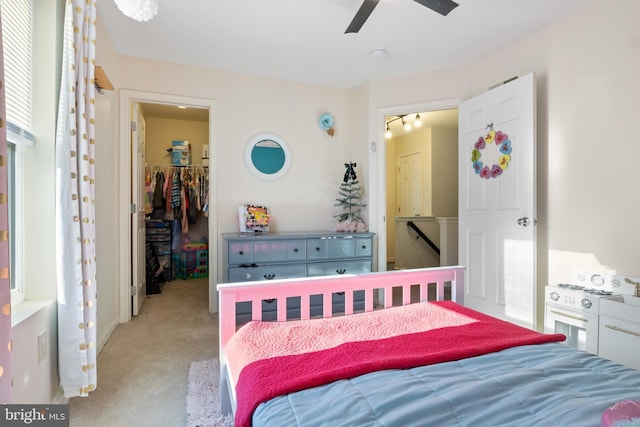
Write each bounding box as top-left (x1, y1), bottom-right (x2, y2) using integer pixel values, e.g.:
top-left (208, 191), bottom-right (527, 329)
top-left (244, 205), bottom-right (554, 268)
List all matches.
top-left (37, 330), bottom-right (48, 363)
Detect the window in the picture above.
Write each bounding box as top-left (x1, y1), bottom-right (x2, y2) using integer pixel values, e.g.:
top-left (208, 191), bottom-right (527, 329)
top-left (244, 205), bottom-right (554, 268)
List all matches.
top-left (1, 0), bottom-right (35, 304)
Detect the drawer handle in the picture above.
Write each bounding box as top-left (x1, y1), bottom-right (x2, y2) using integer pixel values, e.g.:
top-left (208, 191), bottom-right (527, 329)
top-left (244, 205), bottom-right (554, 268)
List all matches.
top-left (605, 324), bottom-right (640, 338)
top-left (293, 248), bottom-right (299, 253)
top-left (238, 250), bottom-right (244, 255)
top-left (336, 268), bottom-right (347, 274)
top-left (361, 245), bottom-right (367, 250)
top-left (264, 299), bottom-right (276, 304)
top-left (264, 273), bottom-right (276, 280)
top-left (315, 247), bottom-right (321, 251)
top-left (239, 263), bottom-right (258, 268)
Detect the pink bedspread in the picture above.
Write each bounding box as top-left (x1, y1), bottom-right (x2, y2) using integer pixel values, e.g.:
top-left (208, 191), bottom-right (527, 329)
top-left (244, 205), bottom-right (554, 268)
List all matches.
top-left (225, 301), bottom-right (565, 427)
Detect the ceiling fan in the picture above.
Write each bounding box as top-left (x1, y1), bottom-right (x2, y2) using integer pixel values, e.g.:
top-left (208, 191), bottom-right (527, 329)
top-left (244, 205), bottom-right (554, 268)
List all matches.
top-left (345, 0), bottom-right (459, 34)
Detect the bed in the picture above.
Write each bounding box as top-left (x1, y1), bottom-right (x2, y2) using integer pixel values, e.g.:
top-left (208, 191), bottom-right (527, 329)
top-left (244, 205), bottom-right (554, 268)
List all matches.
top-left (217, 266), bottom-right (640, 427)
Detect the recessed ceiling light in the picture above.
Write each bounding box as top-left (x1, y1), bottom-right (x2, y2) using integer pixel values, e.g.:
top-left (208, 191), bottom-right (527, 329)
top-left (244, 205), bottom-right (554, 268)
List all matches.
top-left (370, 48), bottom-right (388, 59)
top-left (177, 105), bottom-right (187, 109)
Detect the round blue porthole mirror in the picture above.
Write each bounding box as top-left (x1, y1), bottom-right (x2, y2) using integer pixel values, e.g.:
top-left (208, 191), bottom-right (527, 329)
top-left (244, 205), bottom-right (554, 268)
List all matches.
top-left (244, 133), bottom-right (291, 181)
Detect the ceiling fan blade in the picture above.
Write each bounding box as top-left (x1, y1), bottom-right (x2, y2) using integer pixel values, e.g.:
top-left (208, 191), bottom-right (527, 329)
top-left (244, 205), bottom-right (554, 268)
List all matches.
top-left (345, 0), bottom-right (380, 34)
top-left (413, 0), bottom-right (459, 16)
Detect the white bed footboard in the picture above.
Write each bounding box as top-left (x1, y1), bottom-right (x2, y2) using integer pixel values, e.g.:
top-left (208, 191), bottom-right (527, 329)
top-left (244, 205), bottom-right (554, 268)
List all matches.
top-left (217, 265), bottom-right (465, 417)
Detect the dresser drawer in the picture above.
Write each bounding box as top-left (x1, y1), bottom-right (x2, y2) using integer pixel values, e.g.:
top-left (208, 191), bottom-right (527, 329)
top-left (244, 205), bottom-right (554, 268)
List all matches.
top-left (307, 236), bottom-right (359, 260)
top-left (252, 240), bottom-right (287, 262)
top-left (284, 240), bottom-right (306, 260)
top-left (228, 239), bottom-right (307, 264)
top-left (355, 237), bottom-right (372, 257)
top-left (307, 259), bottom-right (372, 277)
top-left (251, 240), bottom-right (307, 262)
top-left (228, 263), bottom-right (307, 282)
top-left (227, 241), bottom-right (253, 265)
top-left (327, 237), bottom-right (355, 258)
top-left (223, 232), bottom-right (374, 286)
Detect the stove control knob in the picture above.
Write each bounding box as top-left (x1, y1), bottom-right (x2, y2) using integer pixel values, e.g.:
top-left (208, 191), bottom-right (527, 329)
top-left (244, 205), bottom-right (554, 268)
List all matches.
top-left (581, 298), bottom-right (593, 309)
top-left (550, 292), bottom-right (560, 302)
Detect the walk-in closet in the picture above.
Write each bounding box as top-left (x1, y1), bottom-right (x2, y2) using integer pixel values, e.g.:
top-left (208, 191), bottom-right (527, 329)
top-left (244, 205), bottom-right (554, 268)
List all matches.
top-left (141, 103), bottom-right (210, 294)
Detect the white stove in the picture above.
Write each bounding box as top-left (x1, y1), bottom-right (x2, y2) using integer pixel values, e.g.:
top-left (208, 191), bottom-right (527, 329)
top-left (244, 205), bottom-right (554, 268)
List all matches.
top-left (544, 273), bottom-right (633, 355)
top-left (545, 283), bottom-right (622, 313)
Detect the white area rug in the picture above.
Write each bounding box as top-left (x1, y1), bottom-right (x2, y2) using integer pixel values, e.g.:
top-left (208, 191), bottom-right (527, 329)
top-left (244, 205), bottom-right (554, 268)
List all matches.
top-left (186, 358), bottom-right (234, 427)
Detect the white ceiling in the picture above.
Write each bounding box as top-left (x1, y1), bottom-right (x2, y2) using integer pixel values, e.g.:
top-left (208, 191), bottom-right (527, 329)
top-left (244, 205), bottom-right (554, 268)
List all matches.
top-left (99, 0), bottom-right (593, 90)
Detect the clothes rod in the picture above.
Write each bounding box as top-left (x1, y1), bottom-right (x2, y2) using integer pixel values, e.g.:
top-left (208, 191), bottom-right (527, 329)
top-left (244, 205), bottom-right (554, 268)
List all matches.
top-left (145, 163), bottom-right (208, 168)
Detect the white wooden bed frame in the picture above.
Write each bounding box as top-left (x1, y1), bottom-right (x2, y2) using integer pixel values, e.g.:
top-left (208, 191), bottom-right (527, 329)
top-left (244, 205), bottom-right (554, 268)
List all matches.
top-left (217, 265), bottom-right (465, 417)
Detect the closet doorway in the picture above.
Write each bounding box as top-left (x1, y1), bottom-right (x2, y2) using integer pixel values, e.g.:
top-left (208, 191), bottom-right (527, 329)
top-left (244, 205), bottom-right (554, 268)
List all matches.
top-left (118, 90), bottom-right (217, 323)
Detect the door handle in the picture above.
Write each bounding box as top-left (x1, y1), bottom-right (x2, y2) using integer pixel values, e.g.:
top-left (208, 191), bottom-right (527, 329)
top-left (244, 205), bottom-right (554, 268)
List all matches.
top-left (517, 217), bottom-right (531, 227)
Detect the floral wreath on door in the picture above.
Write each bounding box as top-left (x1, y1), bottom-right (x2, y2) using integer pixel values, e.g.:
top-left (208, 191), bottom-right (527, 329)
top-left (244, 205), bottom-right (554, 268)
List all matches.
top-left (471, 124), bottom-right (512, 179)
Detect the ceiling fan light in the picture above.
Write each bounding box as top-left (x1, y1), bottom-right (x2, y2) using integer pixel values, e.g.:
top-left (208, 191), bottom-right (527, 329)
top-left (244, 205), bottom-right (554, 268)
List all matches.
top-left (114, 0), bottom-right (158, 22)
top-left (370, 48), bottom-right (388, 59)
top-left (414, 113), bottom-right (422, 128)
top-left (385, 124), bottom-right (392, 139)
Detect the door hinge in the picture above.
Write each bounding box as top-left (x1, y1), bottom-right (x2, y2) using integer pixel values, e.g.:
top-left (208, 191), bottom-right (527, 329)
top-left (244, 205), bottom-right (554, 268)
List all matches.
top-left (130, 121), bottom-right (136, 132)
top-left (130, 203), bottom-right (137, 214)
top-left (131, 285), bottom-right (137, 296)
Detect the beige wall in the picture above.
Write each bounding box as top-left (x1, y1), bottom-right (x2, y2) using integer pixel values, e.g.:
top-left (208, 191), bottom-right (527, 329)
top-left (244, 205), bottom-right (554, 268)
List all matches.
top-left (431, 127), bottom-right (458, 218)
top-left (144, 116), bottom-right (209, 166)
top-left (385, 125), bottom-right (458, 261)
top-left (117, 58), bottom-right (363, 232)
top-left (94, 18), bottom-right (120, 357)
top-left (106, 57), bottom-right (367, 287)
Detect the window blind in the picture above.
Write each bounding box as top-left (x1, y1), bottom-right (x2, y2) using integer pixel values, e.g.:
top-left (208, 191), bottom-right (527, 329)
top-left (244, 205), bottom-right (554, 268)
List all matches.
top-left (1, 0), bottom-right (35, 146)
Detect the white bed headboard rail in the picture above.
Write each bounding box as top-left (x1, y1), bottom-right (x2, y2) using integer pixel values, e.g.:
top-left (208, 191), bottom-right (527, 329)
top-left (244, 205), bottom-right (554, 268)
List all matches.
top-left (218, 266), bottom-right (465, 347)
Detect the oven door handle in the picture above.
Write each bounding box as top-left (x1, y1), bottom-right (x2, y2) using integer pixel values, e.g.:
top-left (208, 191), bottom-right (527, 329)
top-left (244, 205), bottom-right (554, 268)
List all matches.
top-left (605, 324), bottom-right (640, 338)
top-left (550, 309), bottom-right (588, 323)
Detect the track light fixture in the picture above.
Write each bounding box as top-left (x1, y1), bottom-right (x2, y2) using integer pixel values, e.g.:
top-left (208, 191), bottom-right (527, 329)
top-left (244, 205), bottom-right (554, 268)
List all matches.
top-left (385, 113), bottom-right (424, 139)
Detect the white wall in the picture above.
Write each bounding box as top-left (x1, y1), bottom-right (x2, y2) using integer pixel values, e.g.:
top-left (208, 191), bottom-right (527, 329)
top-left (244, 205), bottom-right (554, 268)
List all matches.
top-left (368, 0), bottom-right (640, 326)
top-left (12, 303), bottom-right (57, 403)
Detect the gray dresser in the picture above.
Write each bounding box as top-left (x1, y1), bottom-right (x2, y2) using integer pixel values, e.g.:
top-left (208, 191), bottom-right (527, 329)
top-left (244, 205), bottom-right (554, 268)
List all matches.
top-left (222, 231), bottom-right (374, 322)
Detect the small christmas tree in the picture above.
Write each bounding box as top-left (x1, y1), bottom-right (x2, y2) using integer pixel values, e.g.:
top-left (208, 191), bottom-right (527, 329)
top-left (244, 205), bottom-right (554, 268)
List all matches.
top-left (334, 162), bottom-right (368, 232)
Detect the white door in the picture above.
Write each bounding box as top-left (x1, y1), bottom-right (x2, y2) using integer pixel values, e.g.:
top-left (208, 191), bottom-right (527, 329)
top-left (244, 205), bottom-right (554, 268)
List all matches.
top-left (396, 152), bottom-right (422, 216)
top-left (131, 102), bottom-right (147, 316)
top-left (458, 72), bottom-right (536, 329)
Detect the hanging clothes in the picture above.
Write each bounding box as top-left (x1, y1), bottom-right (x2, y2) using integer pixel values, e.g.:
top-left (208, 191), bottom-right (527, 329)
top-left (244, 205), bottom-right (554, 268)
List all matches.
top-left (152, 170), bottom-right (165, 209)
top-left (144, 163), bottom-right (210, 222)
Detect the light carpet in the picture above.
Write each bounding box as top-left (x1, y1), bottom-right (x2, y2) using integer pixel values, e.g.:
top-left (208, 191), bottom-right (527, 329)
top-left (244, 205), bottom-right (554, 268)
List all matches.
top-left (186, 358), bottom-right (234, 427)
